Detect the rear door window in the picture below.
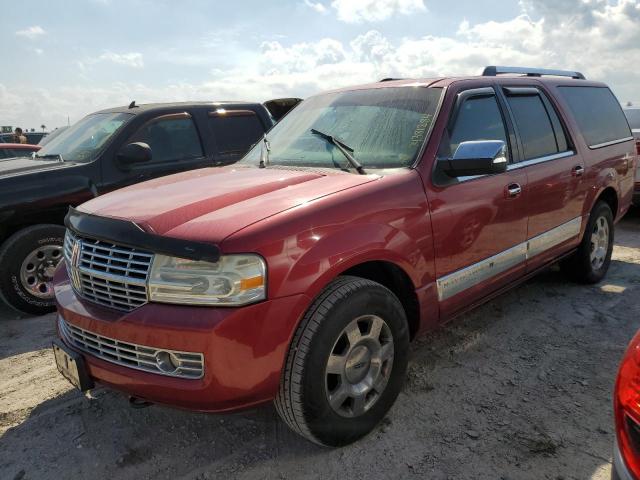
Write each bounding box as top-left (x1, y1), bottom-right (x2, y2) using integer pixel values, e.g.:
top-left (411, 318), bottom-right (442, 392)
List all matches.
top-left (505, 91), bottom-right (568, 160)
top-left (558, 86), bottom-right (632, 147)
top-left (128, 114), bottom-right (203, 163)
top-left (208, 111), bottom-right (265, 161)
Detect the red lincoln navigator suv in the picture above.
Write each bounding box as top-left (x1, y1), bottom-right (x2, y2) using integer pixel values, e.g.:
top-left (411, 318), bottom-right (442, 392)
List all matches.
top-left (53, 66), bottom-right (637, 447)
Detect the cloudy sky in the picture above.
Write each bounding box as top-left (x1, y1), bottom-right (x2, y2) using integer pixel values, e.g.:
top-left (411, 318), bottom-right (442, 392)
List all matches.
top-left (2, 0), bottom-right (639, 129)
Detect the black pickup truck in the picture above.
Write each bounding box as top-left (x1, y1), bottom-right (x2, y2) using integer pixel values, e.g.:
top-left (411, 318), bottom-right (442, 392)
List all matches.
top-left (0, 98), bottom-right (300, 315)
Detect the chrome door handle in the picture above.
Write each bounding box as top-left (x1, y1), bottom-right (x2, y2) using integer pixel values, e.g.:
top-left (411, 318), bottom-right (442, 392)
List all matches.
top-left (507, 183), bottom-right (522, 197)
top-left (572, 165), bottom-right (585, 177)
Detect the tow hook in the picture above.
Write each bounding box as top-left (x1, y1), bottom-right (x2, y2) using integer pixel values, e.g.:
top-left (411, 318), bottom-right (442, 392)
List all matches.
top-left (128, 396), bottom-right (153, 409)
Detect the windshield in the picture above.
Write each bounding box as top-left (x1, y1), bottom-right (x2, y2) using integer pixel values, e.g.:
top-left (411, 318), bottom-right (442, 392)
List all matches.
top-left (239, 86), bottom-right (442, 171)
top-left (625, 108), bottom-right (640, 130)
top-left (37, 112), bottom-right (133, 162)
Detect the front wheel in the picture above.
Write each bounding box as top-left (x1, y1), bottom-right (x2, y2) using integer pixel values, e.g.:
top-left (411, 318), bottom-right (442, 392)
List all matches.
top-left (0, 224), bottom-right (66, 316)
top-left (561, 201), bottom-right (614, 284)
top-left (275, 276), bottom-right (410, 446)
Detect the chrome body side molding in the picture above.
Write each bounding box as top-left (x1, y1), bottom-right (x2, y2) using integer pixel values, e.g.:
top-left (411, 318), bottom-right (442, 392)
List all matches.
top-left (437, 216), bottom-right (583, 301)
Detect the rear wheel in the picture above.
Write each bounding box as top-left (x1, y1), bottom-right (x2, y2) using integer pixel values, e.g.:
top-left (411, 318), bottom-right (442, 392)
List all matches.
top-left (0, 225), bottom-right (65, 316)
top-left (561, 201), bottom-right (614, 284)
top-left (275, 276), bottom-right (409, 446)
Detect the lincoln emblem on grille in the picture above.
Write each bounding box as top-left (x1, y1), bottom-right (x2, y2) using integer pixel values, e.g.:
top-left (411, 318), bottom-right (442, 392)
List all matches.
top-left (69, 238), bottom-right (83, 292)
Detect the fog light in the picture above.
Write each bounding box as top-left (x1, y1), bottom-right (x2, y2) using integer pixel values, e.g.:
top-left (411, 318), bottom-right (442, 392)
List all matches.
top-left (155, 350), bottom-right (180, 373)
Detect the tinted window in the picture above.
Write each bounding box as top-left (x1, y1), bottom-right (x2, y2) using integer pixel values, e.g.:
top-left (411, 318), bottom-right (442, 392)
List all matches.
top-left (507, 94), bottom-right (559, 160)
top-left (129, 116), bottom-right (203, 163)
top-left (624, 109), bottom-right (640, 130)
top-left (444, 95), bottom-right (508, 158)
top-left (558, 86), bottom-right (631, 147)
top-left (209, 113), bottom-right (264, 160)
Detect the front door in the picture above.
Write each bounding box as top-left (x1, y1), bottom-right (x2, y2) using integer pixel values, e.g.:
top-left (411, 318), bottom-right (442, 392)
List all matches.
top-left (426, 86), bottom-right (529, 318)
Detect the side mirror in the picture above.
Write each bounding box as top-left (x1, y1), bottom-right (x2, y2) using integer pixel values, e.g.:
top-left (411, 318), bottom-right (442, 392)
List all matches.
top-left (117, 142), bottom-right (152, 166)
top-left (440, 140), bottom-right (507, 177)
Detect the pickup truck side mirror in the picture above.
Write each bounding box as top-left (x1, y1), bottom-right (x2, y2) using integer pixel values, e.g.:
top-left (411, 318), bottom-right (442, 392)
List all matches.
top-left (440, 140), bottom-right (507, 177)
top-left (117, 142), bottom-right (152, 166)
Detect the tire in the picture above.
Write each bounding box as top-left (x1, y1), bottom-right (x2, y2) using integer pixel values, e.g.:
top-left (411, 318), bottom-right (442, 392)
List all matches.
top-left (275, 276), bottom-right (410, 446)
top-left (0, 224), bottom-right (66, 316)
top-left (561, 201), bottom-right (614, 284)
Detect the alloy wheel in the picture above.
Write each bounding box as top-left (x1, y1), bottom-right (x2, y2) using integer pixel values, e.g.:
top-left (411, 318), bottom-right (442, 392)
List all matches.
top-left (325, 314), bottom-right (394, 418)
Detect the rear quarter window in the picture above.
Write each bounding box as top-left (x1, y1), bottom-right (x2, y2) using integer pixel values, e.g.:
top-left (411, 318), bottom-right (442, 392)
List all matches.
top-left (558, 86), bottom-right (631, 148)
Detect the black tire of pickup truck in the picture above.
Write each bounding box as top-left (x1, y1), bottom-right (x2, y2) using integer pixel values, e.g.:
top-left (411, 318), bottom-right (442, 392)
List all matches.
top-left (560, 201), bottom-right (614, 284)
top-left (0, 225), bottom-right (66, 316)
top-left (274, 276), bottom-right (409, 447)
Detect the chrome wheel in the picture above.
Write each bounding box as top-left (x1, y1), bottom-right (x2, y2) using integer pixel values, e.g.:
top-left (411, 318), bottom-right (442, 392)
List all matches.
top-left (325, 314), bottom-right (394, 418)
top-left (590, 215), bottom-right (609, 271)
top-left (19, 244), bottom-right (63, 299)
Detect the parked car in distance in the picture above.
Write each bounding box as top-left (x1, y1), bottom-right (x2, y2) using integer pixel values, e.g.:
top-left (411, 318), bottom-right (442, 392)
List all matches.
top-left (0, 142), bottom-right (40, 159)
top-left (0, 132), bottom-right (47, 145)
top-left (0, 99), bottom-right (300, 315)
top-left (623, 106), bottom-right (640, 206)
top-left (613, 330), bottom-right (640, 480)
top-left (53, 66), bottom-right (636, 446)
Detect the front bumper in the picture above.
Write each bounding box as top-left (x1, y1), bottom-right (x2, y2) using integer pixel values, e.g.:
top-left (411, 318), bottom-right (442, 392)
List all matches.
top-left (53, 264), bottom-right (311, 412)
top-left (613, 439), bottom-right (635, 480)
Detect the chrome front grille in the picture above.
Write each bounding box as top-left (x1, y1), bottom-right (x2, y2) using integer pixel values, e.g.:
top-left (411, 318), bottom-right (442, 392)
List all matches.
top-left (64, 230), bottom-right (153, 311)
top-left (58, 316), bottom-right (204, 379)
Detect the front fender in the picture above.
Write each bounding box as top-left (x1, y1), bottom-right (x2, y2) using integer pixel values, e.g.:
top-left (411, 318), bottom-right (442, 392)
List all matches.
top-left (281, 222), bottom-right (433, 301)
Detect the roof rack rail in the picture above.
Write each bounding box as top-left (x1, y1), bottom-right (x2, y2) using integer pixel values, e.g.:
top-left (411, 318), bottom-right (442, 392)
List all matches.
top-left (482, 66), bottom-right (586, 80)
top-left (379, 78), bottom-right (404, 82)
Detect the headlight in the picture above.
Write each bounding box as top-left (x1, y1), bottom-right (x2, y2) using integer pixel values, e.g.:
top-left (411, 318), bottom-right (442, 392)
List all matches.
top-left (148, 254), bottom-right (266, 306)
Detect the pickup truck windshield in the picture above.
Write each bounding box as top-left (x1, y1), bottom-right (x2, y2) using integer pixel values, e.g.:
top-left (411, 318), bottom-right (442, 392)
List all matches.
top-left (240, 86), bottom-right (442, 170)
top-left (36, 112), bottom-right (133, 163)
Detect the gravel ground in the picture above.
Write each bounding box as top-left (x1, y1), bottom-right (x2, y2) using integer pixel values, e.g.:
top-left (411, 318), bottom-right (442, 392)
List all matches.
top-left (1, 208), bottom-right (639, 480)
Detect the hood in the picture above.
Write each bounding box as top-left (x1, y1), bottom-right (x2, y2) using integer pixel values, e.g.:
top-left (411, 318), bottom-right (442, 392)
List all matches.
top-left (79, 166), bottom-right (378, 243)
top-left (0, 156), bottom-right (75, 179)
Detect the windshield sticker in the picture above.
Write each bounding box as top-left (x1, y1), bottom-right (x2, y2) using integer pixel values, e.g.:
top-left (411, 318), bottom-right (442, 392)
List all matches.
top-left (410, 114), bottom-right (433, 147)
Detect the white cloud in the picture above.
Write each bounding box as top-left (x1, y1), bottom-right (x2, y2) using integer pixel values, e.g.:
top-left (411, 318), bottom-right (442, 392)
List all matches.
top-left (15, 26), bottom-right (46, 39)
top-left (330, 0), bottom-right (426, 23)
top-left (303, 0), bottom-right (328, 13)
top-left (4, 0), bottom-right (640, 128)
top-left (97, 51), bottom-right (144, 68)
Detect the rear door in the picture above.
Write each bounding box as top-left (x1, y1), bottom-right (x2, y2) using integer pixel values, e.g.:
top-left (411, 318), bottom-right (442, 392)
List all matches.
top-left (427, 86), bottom-right (529, 318)
top-left (207, 109), bottom-right (269, 165)
top-left (500, 86), bottom-right (587, 272)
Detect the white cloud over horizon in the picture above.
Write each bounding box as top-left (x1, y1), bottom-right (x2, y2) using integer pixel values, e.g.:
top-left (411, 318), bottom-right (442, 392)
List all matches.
top-left (2, 0), bottom-right (639, 129)
top-left (15, 25), bottom-right (46, 39)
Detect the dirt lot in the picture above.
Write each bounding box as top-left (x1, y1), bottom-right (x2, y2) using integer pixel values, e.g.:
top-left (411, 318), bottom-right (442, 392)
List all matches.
top-left (1, 209), bottom-right (639, 480)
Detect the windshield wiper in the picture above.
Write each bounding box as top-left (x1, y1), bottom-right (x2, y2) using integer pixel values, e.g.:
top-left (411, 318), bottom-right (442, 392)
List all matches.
top-left (258, 134), bottom-right (270, 168)
top-left (35, 153), bottom-right (64, 162)
top-left (310, 128), bottom-right (366, 175)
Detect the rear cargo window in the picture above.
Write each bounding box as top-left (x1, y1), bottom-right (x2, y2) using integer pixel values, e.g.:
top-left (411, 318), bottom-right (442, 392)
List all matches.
top-left (506, 94), bottom-right (565, 160)
top-left (558, 86), bottom-right (632, 147)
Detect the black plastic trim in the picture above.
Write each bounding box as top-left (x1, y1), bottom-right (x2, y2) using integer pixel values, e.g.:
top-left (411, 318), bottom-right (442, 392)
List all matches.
top-left (64, 207), bottom-right (221, 262)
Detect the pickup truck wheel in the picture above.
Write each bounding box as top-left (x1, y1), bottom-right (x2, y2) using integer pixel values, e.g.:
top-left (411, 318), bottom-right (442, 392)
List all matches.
top-left (0, 225), bottom-right (66, 316)
top-left (274, 276), bottom-right (409, 446)
top-left (561, 201), bottom-right (614, 284)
